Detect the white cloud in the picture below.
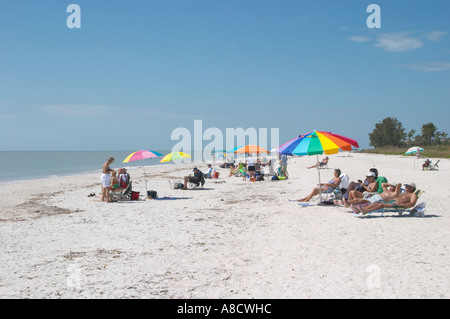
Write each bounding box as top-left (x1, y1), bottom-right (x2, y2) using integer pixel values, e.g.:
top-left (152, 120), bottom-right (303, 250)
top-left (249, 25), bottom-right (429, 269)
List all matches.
top-left (374, 33), bottom-right (423, 52)
top-left (40, 105), bottom-right (119, 118)
top-left (0, 114), bottom-right (13, 119)
top-left (423, 30), bottom-right (446, 42)
top-left (348, 30), bottom-right (447, 52)
top-left (397, 62), bottom-right (450, 72)
top-left (348, 36), bottom-right (371, 42)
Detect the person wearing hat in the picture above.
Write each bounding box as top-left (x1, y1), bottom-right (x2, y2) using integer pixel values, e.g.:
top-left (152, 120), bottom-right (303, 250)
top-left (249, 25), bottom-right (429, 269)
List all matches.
top-left (356, 182), bottom-right (419, 215)
top-left (343, 172), bottom-right (379, 206)
top-left (183, 167), bottom-right (205, 189)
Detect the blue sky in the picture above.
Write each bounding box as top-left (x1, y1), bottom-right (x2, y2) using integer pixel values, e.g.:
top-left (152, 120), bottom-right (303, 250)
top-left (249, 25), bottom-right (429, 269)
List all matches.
top-left (0, 0), bottom-right (449, 151)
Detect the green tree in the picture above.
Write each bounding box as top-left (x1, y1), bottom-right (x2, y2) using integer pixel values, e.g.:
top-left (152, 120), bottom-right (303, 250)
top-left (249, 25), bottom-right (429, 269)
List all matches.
top-left (369, 117), bottom-right (406, 148)
top-left (420, 123), bottom-right (438, 146)
top-left (406, 129), bottom-right (416, 147)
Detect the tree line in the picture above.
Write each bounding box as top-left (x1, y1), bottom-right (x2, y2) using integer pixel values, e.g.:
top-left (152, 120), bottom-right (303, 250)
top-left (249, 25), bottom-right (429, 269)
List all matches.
top-left (369, 117), bottom-right (449, 148)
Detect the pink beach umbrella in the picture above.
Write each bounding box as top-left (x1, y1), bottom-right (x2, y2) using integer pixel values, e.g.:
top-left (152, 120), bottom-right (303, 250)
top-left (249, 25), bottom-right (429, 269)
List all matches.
top-left (123, 150), bottom-right (163, 194)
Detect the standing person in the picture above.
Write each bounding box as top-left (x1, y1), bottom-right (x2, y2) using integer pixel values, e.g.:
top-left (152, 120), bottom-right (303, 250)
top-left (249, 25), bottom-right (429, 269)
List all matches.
top-left (246, 154), bottom-right (256, 182)
top-left (280, 154), bottom-right (288, 178)
top-left (100, 157), bottom-right (115, 202)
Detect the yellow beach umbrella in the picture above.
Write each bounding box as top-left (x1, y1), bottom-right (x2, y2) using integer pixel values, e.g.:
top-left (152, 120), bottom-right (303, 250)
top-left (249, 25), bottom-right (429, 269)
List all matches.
top-left (160, 152), bottom-right (191, 162)
top-left (160, 152), bottom-right (192, 177)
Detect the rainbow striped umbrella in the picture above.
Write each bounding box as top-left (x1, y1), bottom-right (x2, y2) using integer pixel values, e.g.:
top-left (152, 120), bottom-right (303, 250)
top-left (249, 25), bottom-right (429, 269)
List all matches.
top-left (122, 150), bottom-right (163, 196)
top-left (279, 131), bottom-right (359, 156)
top-left (279, 131), bottom-right (358, 203)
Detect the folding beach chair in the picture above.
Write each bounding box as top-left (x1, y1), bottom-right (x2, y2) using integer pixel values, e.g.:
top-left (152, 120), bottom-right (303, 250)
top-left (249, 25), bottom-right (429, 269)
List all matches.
top-left (186, 177), bottom-right (205, 190)
top-left (429, 160), bottom-right (440, 171)
top-left (110, 181), bottom-right (133, 201)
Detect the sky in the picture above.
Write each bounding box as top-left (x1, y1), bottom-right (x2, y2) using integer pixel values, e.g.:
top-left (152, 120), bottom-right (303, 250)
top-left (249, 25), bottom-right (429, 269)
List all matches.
top-left (0, 0), bottom-right (449, 151)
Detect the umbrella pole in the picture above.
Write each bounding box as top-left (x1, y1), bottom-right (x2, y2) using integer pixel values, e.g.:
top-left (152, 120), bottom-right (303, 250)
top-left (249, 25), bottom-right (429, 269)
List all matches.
top-left (317, 155), bottom-right (323, 203)
top-left (143, 165), bottom-right (148, 195)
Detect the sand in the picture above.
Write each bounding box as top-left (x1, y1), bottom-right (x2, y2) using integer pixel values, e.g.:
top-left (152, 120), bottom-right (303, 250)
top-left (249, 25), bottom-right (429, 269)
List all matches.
top-left (0, 153), bottom-right (449, 299)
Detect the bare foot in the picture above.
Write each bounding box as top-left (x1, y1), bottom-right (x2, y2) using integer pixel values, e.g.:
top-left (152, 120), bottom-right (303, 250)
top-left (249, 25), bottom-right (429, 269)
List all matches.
top-left (357, 205), bottom-right (369, 214)
top-left (343, 197), bottom-right (350, 208)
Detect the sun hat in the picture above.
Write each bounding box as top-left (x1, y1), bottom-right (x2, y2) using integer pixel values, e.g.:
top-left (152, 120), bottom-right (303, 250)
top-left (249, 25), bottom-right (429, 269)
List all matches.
top-left (405, 182), bottom-right (416, 189)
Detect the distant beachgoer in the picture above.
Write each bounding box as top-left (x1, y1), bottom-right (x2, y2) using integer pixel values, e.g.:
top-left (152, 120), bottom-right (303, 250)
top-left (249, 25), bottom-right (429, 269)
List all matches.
top-left (100, 157), bottom-right (115, 202)
top-left (183, 167), bottom-right (205, 189)
top-left (422, 159), bottom-right (431, 170)
top-left (279, 154), bottom-right (288, 178)
top-left (246, 155), bottom-right (256, 182)
top-left (204, 164), bottom-right (214, 178)
top-left (307, 156), bottom-right (329, 169)
top-left (228, 163), bottom-right (237, 177)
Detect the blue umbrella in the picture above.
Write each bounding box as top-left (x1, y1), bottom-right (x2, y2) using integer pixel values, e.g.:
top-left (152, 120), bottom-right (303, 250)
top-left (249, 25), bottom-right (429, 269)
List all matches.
top-left (226, 146), bottom-right (244, 153)
top-left (405, 146), bottom-right (424, 155)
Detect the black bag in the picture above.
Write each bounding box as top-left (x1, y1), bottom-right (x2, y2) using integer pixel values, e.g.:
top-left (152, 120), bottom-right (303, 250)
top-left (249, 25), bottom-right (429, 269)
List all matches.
top-left (147, 190), bottom-right (157, 199)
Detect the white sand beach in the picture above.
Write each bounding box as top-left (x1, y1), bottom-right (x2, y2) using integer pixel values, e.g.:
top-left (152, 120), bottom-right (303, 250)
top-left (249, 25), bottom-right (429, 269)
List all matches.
top-left (0, 153), bottom-right (449, 299)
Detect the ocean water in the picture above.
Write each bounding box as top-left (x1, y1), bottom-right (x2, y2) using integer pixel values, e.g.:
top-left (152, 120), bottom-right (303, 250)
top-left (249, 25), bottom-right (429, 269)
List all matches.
top-left (0, 151), bottom-right (174, 182)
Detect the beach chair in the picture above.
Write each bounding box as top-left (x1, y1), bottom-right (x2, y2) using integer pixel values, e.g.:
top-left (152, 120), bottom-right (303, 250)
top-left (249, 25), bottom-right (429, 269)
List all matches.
top-left (318, 162), bottom-right (329, 169)
top-left (110, 181), bottom-right (133, 201)
top-left (355, 190), bottom-right (425, 217)
top-left (187, 178), bottom-right (205, 190)
top-left (428, 160), bottom-right (440, 171)
top-left (321, 173), bottom-right (349, 201)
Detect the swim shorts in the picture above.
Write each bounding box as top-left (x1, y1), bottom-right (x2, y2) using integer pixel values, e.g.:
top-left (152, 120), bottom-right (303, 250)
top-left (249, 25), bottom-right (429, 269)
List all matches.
top-left (101, 173), bottom-right (111, 187)
top-left (368, 194), bottom-right (383, 204)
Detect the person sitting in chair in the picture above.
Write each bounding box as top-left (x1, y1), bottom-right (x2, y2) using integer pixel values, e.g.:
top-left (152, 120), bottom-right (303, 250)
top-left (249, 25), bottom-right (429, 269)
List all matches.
top-left (118, 168), bottom-right (130, 189)
top-left (204, 164), bottom-right (214, 178)
top-left (297, 169), bottom-right (341, 202)
top-left (307, 156), bottom-right (329, 169)
top-left (422, 159), bottom-right (431, 170)
top-left (183, 167), bottom-right (205, 189)
top-left (342, 172), bottom-right (378, 207)
top-left (355, 183), bottom-right (418, 215)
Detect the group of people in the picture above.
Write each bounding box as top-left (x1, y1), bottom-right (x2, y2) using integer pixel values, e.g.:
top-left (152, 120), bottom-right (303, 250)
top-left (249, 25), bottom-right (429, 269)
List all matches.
top-left (226, 154), bottom-right (288, 181)
top-left (296, 166), bottom-right (419, 215)
top-left (99, 156), bottom-right (420, 214)
top-left (100, 157), bottom-right (130, 202)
